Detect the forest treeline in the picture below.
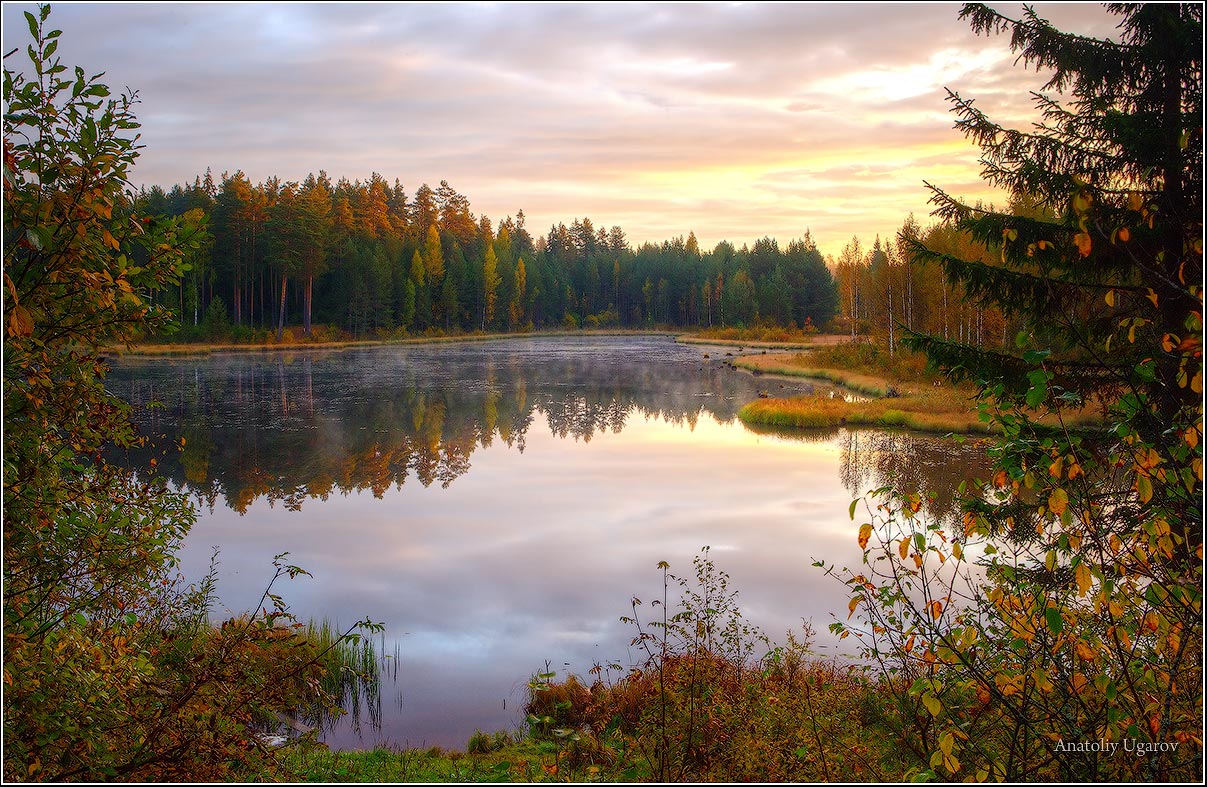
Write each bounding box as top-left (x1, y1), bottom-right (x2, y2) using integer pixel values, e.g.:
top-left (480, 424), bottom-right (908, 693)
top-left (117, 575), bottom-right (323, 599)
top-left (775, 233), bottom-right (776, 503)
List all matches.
top-left (140, 169), bottom-right (1032, 351)
top-left (139, 172), bottom-right (844, 340)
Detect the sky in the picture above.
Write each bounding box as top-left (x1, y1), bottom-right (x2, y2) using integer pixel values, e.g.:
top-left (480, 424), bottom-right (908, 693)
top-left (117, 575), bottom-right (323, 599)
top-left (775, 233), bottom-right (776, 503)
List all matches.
top-left (2, 2), bottom-right (1124, 259)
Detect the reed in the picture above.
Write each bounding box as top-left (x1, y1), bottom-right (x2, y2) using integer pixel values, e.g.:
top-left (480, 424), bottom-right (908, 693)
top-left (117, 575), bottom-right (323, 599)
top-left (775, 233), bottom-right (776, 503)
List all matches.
top-left (299, 619), bottom-right (401, 735)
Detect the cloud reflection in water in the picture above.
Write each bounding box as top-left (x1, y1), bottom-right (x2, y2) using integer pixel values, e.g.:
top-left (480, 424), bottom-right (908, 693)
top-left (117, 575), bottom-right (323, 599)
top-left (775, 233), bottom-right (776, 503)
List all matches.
top-left (108, 337), bottom-right (990, 749)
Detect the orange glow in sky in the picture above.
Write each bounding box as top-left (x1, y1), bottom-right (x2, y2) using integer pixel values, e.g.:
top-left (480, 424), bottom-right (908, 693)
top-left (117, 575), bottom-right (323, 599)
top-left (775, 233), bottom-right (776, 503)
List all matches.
top-left (1, 2), bottom-right (1123, 259)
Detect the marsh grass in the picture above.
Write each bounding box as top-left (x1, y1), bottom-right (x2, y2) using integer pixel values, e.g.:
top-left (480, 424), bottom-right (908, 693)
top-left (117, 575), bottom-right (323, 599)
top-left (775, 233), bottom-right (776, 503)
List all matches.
top-left (293, 619), bottom-right (400, 737)
top-left (739, 391), bottom-right (995, 433)
top-left (734, 347), bottom-right (1106, 434)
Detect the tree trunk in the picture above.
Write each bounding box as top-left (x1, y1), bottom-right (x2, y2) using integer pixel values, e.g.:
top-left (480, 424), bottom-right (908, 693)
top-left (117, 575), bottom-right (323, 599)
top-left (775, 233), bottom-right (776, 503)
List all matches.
top-left (276, 274), bottom-right (287, 341)
top-left (304, 275), bottom-right (313, 337)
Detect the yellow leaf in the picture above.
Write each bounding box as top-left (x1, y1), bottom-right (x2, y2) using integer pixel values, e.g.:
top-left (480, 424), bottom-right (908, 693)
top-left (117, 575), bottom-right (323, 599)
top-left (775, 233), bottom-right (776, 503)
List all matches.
top-left (1137, 475), bottom-right (1153, 503)
top-left (1048, 488), bottom-right (1068, 516)
top-left (848, 596), bottom-right (863, 619)
top-left (922, 693), bottom-right (941, 716)
top-left (1104, 289), bottom-right (1116, 307)
top-left (1075, 563), bottom-right (1092, 595)
top-left (858, 523), bottom-right (872, 550)
top-left (899, 538), bottom-right (910, 560)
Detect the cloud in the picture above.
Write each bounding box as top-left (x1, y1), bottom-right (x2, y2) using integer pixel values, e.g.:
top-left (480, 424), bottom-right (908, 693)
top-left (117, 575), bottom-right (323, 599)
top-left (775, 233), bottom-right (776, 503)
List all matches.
top-left (1, 2), bottom-right (1121, 257)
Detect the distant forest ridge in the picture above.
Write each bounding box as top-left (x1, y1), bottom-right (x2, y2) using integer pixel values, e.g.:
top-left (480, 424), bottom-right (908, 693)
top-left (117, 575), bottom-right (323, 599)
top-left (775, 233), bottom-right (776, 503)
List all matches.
top-left (137, 170), bottom-right (842, 340)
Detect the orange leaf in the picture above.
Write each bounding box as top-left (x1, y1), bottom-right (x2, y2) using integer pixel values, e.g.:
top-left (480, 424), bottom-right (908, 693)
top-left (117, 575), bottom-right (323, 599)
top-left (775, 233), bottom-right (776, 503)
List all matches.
top-left (8, 305), bottom-right (33, 337)
top-left (1074, 232), bottom-right (1092, 257)
top-left (858, 523), bottom-right (873, 550)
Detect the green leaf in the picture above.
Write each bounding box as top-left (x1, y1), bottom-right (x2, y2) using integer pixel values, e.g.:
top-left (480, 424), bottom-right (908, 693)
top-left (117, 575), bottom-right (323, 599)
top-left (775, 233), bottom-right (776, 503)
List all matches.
top-left (1044, 607), bottom-right (1063, 635)
top-left (849, 498), bottom-right (858, 520)
top-left (25, 10), bottom-right (38, 40)
top-left (1025, 369), bottom-right (1050, 408)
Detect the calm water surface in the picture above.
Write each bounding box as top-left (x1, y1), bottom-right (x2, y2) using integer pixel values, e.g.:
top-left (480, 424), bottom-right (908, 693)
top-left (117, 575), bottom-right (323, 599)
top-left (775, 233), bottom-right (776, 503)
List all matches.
top-left (107, 336), bottom-right (990, 750)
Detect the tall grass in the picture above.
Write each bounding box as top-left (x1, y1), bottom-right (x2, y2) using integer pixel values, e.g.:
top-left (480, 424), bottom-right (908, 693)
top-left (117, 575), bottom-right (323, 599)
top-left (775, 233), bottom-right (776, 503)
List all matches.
top-left (296, 619), bottom-right (400, 736)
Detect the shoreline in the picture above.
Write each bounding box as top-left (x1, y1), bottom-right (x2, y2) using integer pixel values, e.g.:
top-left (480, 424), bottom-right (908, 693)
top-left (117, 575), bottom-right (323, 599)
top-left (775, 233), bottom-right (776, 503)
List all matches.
top-left (732, 351), bottom-right (1106, 435)
top-left (107, 328), bottom-right (678, 357)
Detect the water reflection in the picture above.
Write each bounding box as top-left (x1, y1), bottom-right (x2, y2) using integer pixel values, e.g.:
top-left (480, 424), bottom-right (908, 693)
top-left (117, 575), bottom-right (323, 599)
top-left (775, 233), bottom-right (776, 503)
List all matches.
top-left (109, 338), bottom-right (830, 511)
top-left (105, 337), bottom-right (993, 750)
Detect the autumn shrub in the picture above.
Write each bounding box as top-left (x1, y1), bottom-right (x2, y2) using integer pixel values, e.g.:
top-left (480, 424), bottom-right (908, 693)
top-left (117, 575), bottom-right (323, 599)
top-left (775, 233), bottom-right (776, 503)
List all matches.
top-left (524, 671), bottom-right (593, 737)
top-left (530, 550), bottom-right (908, 781)
top-left (3, 8), bottom-right (378, 781)
top-left (823, 7), bottom-right (1202, 782)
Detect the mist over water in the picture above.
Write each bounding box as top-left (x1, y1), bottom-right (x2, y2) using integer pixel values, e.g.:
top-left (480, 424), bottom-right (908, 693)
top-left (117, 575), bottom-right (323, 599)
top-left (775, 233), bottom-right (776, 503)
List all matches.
top-left (107, 336), bottom-right (990, 750)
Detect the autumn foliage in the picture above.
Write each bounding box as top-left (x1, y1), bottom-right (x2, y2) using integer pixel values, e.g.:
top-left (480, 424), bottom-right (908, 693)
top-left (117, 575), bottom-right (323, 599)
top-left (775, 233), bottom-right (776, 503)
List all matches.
top-left (824, 4), bottom-right (1202, 782)
top-left (3, 6), bottom-right (367, 780)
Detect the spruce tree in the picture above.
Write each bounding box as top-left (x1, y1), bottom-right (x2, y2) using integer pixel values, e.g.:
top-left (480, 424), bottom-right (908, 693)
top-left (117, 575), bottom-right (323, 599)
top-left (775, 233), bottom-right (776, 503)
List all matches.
top-left (834, 4), bottom-right (1202, 780)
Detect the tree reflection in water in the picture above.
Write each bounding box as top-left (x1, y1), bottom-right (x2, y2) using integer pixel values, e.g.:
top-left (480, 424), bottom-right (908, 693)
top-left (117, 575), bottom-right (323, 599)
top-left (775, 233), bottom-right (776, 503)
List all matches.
top-left (108, 337), bottom-right (988, 523)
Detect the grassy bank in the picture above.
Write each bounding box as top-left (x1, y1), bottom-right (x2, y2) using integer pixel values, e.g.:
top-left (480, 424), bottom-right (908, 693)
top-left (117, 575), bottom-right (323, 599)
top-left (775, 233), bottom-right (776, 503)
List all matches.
top-left (264, 651), bottom-right (902, 782)
top-left (732, 344), bottom-right (1105, 434)
top-left (732, 345), bottom-right (994, 433)
top-left (256, 553), bottom-right (917, 783)
top-left (675, 326), bottom-right (849, 350)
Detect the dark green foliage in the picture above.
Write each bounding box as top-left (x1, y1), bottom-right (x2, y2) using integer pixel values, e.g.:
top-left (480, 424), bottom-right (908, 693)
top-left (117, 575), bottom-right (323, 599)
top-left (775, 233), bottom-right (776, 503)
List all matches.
top-left (832, 4), bottom-right (1202, 781)
top-left (141, 172), bottom-right (842, 339)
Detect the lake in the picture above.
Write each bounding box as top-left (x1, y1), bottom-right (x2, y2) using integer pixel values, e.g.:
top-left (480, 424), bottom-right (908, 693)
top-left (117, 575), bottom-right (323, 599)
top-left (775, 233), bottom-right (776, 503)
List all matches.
top-left (106, 335), bottom-right (991, 750)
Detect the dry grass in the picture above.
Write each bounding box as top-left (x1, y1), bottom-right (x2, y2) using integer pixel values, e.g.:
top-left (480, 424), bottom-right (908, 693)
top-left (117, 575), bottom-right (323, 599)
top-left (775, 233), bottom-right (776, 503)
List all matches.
top-left (735, 350), bottom-right (1106, 434)
top-left (677, 331), bottom-right (847, 351)
top-left (739, 391), bottom-right (993, 433)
